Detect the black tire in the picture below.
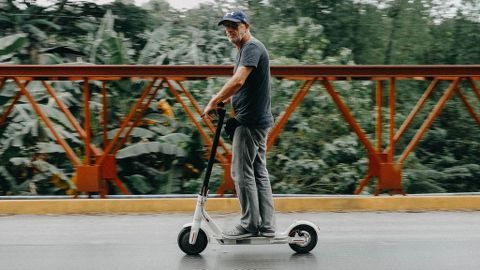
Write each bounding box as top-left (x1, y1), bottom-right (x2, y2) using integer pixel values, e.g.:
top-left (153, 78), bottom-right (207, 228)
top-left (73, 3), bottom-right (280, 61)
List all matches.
top-left (288, 224), bottom-right (318, 254)
top-left (177, 226), bottom-right (208, 255)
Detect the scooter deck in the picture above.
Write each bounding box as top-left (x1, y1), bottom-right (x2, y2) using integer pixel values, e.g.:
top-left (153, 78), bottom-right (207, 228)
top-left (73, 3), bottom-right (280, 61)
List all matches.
top-left (213, 234), bottom-right (298, 245)
top-left (215, 236), bottom-right (287, 245)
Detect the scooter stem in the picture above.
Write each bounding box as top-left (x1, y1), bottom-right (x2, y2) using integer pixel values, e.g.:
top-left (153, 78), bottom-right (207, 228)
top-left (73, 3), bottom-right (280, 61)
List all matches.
top-left (190, 103), bottom-right (226, 244)
top-left (189, 194), bottom-right (206, 244)
top-left (200, 104), bottom-right (226, 196)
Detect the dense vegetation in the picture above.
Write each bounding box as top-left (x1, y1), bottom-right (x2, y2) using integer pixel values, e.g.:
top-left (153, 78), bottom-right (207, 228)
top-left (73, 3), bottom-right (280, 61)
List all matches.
top-left (0, 0), bottom-right (479, 195)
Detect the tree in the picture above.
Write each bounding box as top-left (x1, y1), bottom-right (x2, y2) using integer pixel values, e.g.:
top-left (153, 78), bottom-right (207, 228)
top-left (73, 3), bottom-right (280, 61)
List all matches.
top-left (383, 0), bottom-right (433, 64)
top-left (0, 1), bottom-right (61, 63)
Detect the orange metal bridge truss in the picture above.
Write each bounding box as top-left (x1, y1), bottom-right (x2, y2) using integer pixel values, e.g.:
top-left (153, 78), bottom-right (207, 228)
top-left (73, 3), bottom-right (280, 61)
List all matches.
top-left (0, 65), bottom-right (479, 196)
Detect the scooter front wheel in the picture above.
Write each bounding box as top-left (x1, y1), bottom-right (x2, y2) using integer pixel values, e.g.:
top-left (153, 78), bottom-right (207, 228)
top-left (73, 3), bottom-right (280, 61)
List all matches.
top-left (177, 226), bottom-right (208, 255)
top-left (288, 224), bottom-right (318, 253)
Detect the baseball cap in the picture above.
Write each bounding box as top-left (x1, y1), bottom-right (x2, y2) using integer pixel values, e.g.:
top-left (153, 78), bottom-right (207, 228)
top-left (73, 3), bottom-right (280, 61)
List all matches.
top-left (218, 10), bottom-right (249, 26)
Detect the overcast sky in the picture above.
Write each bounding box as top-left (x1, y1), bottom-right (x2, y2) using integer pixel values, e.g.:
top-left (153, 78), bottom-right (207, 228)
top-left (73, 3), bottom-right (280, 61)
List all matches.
top-left (129, 0), bottom-right (214, 9)
top-left (35, 0), bottom-right (214, 10)
top-left (148, 0), bottom-right (213, 9)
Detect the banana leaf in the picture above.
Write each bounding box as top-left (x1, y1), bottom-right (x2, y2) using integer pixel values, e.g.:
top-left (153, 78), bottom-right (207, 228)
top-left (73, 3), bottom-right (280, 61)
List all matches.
top-left (107, 127), bottom-right (156, 140)
top-left (0, 33), bottom-right (29, 56)
top-left (116, 141), bottom-right (187, 159)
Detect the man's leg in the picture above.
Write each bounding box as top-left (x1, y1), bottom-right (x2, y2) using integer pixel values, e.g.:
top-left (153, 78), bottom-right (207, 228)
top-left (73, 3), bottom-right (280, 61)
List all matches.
top-left (230, 126), bottom-right (260, 234)
top-left (253, 128), bottom-right (275, 235)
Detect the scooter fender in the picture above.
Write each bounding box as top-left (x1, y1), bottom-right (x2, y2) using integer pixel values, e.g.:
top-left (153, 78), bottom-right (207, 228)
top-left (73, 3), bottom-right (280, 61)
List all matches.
top-left (282, 220), bottom-right (320, 236)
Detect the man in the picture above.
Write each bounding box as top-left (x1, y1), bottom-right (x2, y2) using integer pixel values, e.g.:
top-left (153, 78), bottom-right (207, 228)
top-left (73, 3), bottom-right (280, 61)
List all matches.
top-left (202, 10), bottom-right (276, 239)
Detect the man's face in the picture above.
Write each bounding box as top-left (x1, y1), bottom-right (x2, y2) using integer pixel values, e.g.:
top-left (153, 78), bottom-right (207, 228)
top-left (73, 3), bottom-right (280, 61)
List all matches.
top-left (223, 21), bottom-right (247, 44)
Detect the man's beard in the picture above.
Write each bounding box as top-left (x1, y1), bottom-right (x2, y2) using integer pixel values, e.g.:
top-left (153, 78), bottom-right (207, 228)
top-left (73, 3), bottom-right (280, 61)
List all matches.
top-left (228, 30), bottom-right (245, 45)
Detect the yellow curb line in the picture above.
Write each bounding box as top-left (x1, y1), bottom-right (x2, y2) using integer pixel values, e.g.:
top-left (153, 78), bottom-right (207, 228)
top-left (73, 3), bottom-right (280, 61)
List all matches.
top-left (1, 196), bottom-right (480, 215)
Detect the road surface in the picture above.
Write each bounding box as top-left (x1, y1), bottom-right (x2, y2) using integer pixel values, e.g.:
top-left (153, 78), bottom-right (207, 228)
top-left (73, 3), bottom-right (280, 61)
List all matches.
top-left (1, 211), bottom-right (479, 270)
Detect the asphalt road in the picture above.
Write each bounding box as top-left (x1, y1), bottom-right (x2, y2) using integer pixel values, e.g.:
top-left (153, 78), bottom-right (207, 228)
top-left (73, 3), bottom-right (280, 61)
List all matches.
top-left (0, 211), bottom-right (479, 270)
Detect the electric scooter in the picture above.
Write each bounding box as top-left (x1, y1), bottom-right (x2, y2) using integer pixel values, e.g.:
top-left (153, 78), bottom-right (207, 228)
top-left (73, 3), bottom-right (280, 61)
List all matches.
top-left (177, 104), bottom-right (320, 255)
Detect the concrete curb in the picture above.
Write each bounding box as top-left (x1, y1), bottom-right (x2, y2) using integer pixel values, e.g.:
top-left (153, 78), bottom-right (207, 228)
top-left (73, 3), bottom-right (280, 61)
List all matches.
top-left (1, 195), bottom-right (480, 214)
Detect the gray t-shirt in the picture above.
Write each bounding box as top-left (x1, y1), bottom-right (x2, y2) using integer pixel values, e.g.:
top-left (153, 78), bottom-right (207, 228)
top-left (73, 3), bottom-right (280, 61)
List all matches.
top-left (232, 37), bottom-right (273, 128)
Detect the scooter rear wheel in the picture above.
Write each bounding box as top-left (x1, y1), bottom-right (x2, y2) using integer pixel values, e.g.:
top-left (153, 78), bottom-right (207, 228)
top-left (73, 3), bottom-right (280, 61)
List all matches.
top-left (177, 226), bottom-right (208, 255)
top-left (288, 224), bottom-right (318, 253)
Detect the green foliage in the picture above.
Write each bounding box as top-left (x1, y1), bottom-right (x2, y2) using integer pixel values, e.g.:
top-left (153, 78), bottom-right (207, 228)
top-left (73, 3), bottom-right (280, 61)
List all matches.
top-left (0, 33), bottom-right (29, 61)
top-left (0, 0), bottom-right (479, 195)
top-left (116, 141), bottom-right (187, 159)
top-left (268, 17), bottom-right (328, 63)
top-left (0, 80), bottom-right (83, 195)
top-left (89, 10), bottom-right (132, 64)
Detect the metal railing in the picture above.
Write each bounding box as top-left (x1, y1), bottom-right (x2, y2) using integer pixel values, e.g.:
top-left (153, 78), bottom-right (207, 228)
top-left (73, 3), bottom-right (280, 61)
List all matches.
top-left (1, 65), bottom-right (479, 196)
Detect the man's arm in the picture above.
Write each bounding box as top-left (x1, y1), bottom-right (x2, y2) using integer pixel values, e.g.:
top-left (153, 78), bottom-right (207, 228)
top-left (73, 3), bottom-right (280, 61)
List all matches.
top-left (202, 66), bottom-right (253, 118)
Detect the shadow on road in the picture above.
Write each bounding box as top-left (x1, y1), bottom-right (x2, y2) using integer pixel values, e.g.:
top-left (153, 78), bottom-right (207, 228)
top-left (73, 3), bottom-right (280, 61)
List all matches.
top-left (178, 255), bottom-right (207, 269)
top-left (177, 250), bottom-right (318, 270)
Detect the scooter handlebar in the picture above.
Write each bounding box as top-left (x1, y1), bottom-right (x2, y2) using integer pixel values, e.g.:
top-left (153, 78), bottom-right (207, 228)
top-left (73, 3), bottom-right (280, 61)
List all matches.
top-left (216, 102), bottom-right (226, 116)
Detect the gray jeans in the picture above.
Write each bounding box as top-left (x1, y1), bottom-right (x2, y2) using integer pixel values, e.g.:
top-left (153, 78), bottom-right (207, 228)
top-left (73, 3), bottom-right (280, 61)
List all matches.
top-left (231, 125), bottom-right (275, 233)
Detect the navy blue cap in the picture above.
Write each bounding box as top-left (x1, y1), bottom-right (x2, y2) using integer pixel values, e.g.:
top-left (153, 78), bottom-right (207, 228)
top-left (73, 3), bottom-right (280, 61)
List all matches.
top-left (218, 10), bottom-right (249, 26)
